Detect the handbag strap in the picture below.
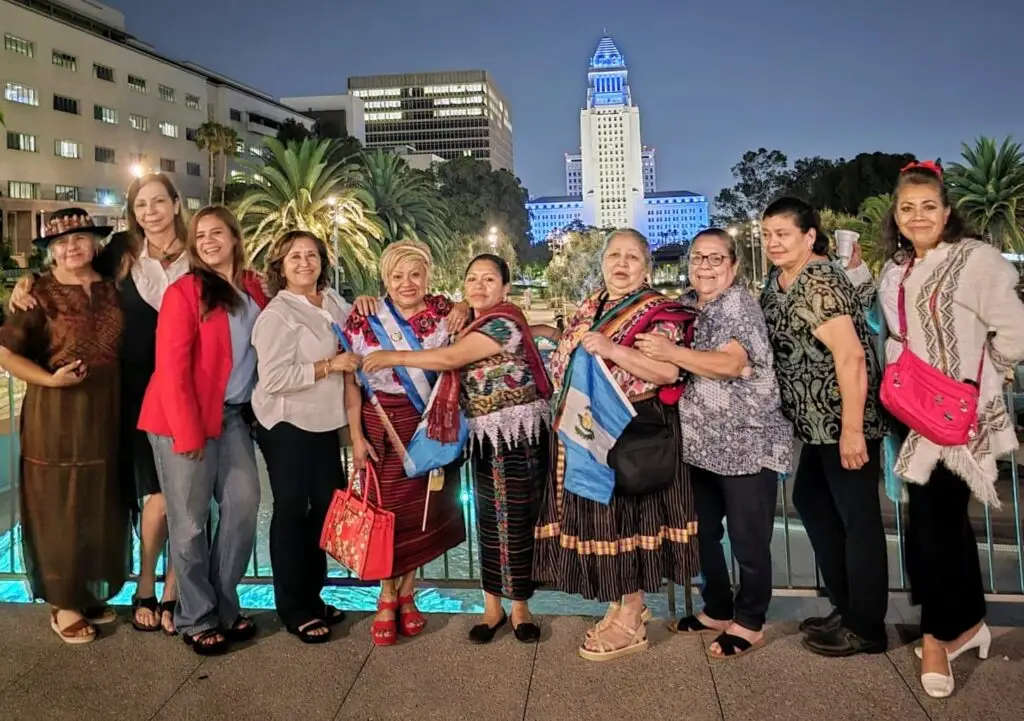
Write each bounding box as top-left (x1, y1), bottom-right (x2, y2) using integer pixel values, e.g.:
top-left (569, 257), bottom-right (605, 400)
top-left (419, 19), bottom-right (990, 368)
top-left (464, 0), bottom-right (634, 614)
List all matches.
top-left (896, 250), bottom-right (986, 384)
top-left (352, 462), bottom-right (384, 508)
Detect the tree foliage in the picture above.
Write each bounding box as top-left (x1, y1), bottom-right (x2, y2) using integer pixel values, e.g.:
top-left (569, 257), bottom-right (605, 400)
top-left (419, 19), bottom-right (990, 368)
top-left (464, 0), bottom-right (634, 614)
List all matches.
top-left (946, 136), bottom-right (1024, 252)
top-left (432, 232), bottom-right (520, 294)
top-left (545, 227), bottom-right (606, 303)
top-left (712, 148), bottom-right (791, 227)
top-left (233, 138), bottom-right (384, 294)
top-left (357, 150), bottom-right (452, 259)
top-left (193, 121), bottom-right (239, 204)
top-left (808, 152), bottom-right (916, 214)
top-left (432, 157), bottom-right (531, 259)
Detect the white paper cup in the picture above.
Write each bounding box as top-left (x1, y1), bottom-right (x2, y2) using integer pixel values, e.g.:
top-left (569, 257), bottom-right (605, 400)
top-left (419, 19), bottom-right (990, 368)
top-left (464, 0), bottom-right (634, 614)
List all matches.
top-left (834, 229), bottom-right (859, 262)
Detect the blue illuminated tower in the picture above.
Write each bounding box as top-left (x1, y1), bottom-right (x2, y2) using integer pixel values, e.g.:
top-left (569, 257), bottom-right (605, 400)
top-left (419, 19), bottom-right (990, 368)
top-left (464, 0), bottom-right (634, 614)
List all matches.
top-left (580, 36), bottom-right (646, 232)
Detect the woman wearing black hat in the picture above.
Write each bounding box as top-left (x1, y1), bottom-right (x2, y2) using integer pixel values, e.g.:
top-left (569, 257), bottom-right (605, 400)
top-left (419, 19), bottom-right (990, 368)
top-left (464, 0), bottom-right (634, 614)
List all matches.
top-left (0, 208), bottom-right (130, 643)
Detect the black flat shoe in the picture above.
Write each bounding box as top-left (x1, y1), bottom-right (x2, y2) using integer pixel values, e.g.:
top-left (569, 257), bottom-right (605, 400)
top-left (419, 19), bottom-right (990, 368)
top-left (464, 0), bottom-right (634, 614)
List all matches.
top-left (512, 621), bottom-right (541, 643)
top-left (802, 626), bottom-right (887, 657)
top-left (798, 608), bottom-right (841, 636)
top-left (468, 613), bottom-right (507, 644)
top-left (224, 615), bottom-right (258, 643)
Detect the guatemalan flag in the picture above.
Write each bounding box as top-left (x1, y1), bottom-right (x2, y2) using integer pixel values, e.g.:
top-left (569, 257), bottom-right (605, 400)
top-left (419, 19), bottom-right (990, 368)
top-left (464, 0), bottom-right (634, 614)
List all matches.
top-left (558, 347), bottom-right (637, 505)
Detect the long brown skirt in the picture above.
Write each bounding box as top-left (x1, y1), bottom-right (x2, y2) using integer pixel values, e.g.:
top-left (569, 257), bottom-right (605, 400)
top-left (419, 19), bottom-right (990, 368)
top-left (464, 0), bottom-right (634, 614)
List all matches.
top-left (361, 392), bottom-right (466, 578)
top-left (19, 364), bottom-right (130, 608)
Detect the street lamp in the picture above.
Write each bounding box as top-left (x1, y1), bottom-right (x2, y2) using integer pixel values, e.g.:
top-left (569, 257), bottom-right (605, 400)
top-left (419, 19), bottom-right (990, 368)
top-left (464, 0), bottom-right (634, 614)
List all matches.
top-left (487, 226), bottom-right (498, 250)
top-left (130, 163), bottom-right (145, 179)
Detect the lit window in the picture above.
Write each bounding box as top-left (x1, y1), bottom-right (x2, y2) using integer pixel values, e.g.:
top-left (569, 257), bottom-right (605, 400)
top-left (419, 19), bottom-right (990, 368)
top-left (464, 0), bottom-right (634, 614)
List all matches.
top-left (52, 50), bottom-right (77, 70)
top-left (364, 100), bottom-right (402, 109)
top-left (248, 144), bottom-right (262, 157)
top-left (186, 197), bottom-right (202, 211)
top-left (4, 82), bottom-right (38, 106)
top-left (128, 75), bottom-right (147, 93)
top-left (160, 158), bottom-right (176, 173)
top-left (94, 105), bottom-right (118, 124)
top-left (8, 181), bottom-right (38, 199)
top-left (4, 34), bottom-right (34, 57)
top-left (229, 169), bottom-right (247, 180)
top-left (54, 139), bottom-right (81, 159)
top-left (365, 111), bottom-right (402, 121)
top-left (130, 114), bottom-right (149, 132)
top-left (159, 85), bottom-right (175, 103)
top-left (93, 64), bottom-right (115, 82)
top-left (235, 139), bottom-right (245, 153)
top-left (158, 122), bottom-right (179, 138)
top-left (55, 185), bottom-right (80, 201)
top-left (95, 188), bottom-right (119, 206)
top-left (185, 94), bottom-right (201, 110)
top-left (6, 132), bottom-right (36, 152)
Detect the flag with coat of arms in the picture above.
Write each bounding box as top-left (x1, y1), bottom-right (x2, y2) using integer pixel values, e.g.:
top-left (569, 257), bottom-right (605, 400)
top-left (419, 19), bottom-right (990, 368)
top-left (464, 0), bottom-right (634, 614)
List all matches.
top-left (556, 346), bottom-right (636, 505)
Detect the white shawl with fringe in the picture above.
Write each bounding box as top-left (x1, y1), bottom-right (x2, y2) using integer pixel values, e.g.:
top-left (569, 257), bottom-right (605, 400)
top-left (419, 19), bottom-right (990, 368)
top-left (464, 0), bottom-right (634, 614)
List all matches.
top-left (878, 240), bottom-right (1024, 507)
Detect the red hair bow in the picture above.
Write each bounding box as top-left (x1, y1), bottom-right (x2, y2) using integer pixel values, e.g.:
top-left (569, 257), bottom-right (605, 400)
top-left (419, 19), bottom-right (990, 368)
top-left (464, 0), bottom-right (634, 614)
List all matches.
top-left (900, 160), bottom-right (943, 179)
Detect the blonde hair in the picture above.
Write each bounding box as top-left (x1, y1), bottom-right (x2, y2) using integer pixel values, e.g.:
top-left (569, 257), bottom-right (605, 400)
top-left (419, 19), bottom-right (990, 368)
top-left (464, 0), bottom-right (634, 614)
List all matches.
top-left (379, 239), bottom-right (433, 289)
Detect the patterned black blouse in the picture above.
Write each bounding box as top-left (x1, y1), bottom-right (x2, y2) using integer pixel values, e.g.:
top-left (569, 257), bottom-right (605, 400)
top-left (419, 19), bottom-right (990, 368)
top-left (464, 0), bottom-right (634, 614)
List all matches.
top-left (760, 260), bottom-right (885, 445)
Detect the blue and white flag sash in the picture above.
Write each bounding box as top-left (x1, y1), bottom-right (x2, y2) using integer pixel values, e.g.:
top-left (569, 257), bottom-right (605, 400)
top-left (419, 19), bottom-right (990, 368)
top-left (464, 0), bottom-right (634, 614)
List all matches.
top-left (364, 296), bottom-right (438, 414)
top-left (558, 347), bottom-right (637, 505)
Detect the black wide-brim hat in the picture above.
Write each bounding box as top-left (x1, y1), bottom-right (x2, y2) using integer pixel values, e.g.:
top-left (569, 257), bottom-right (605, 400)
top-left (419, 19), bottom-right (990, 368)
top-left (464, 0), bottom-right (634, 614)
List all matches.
top-left (33, 207), bottom-right (113, 250)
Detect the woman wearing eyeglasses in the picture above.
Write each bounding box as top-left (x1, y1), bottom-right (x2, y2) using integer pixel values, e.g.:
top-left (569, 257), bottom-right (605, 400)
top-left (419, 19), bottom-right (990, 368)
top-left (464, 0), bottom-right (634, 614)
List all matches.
top-left (636, 228), bottom-right (792, 659)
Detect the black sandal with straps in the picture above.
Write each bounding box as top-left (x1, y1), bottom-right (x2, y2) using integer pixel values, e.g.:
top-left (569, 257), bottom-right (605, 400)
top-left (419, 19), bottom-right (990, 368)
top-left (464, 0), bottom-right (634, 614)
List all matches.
top-left (669, 615), bottom-right (719, 635)
top-left (130, 596), bottom-right (161, 632)
top-left (159, 600), bottom-right (178, 636)
top-left (289, 619), bottom-right (331, 644)
top-left (183, 628), bottom-right (229, 656)
top-left (708, 631), bottom-right (766, 660)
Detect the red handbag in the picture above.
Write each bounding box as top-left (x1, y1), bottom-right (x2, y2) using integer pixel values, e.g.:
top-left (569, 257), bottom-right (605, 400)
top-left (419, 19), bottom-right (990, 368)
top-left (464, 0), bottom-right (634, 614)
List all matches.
top-left (880, 257), bottom-right (983, 446)
top-left (319, 462), bottom-right (395, 581)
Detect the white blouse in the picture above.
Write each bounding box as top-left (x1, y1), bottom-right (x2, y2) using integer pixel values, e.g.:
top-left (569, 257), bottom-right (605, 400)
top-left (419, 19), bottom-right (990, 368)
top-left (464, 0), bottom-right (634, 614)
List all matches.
top-left (251, 289), bottom-right (352, 433)
top-left (130, 241), bottom-right (190, 310)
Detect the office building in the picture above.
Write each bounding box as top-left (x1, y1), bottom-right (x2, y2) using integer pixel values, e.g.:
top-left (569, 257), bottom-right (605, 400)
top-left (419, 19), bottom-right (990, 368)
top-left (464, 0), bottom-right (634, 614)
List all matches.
top-left (278, 94), bottom-right (367, 143)
top-left (0, 0), bottom-right (312, 257)
top-left (347, 70), bottom-right (513, 171)
top-left (526, 36), bottom-right (708, 249)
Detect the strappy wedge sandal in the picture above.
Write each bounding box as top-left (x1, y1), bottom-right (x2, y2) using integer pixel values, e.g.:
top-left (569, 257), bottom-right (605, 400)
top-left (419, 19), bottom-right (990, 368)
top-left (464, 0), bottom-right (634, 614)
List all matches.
top-left (579, 618), bottom-right (648, 662)
top-left (586, 603), bottom-right (652, 639)
top-left (50, 609), bottom-right (97, 645)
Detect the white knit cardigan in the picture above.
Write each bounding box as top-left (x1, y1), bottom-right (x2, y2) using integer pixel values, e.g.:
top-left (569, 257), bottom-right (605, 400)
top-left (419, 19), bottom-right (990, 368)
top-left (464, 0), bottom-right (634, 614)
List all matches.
top-left (878, 240), bottom-right (1024, 506)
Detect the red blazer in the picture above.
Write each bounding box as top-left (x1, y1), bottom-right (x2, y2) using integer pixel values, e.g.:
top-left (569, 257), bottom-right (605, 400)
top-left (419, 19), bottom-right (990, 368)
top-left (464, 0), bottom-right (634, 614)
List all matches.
top-left (138, 271), bottom-right (268, 453)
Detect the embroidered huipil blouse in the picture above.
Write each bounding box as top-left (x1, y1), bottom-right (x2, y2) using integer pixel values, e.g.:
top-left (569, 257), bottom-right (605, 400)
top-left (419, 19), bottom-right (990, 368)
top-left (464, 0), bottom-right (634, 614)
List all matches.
top-left (679, 285), bottom-right (793, 476)
top-left (343, 294), bottom-right (452, 394)
top-left (462, 317), bottom-right (548, 449)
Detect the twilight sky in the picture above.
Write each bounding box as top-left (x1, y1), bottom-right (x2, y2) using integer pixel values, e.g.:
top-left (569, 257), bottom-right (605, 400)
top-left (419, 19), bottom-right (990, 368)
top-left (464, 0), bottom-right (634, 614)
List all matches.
top-left (106, 0), bottom-right (1024, 202)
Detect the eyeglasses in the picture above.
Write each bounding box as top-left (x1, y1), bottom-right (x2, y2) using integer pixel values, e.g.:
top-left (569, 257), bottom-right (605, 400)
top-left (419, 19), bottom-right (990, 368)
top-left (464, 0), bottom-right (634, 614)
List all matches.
top-left (689, 253), bottom-right (728, 268)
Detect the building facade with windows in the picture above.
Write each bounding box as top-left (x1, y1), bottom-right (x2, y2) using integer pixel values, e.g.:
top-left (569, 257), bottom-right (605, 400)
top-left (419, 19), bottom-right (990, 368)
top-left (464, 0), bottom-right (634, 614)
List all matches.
top-left (526, 36), bottom-right (708, 249)
top-left (347, 71), bottom-right (513, 171)
top-left (0, 0), bottom-right (312, 258)
top-left (278, 94), bottom-right (367, 143)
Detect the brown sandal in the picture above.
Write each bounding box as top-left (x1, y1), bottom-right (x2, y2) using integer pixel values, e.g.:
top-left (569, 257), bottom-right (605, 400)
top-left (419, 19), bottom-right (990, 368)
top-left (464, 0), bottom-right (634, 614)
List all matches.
top-left (50, 609), bottom-right (97, 645)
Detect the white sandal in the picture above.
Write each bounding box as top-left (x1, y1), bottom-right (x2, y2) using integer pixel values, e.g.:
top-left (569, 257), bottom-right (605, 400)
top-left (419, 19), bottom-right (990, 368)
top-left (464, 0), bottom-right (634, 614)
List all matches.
top-left (579, 618), bottom-right (648, 662)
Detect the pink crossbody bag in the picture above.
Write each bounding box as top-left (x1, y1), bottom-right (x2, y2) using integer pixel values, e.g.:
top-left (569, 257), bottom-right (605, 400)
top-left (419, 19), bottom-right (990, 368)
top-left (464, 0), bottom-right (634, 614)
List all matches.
top-left (879, 255), bottom-right (983, 446)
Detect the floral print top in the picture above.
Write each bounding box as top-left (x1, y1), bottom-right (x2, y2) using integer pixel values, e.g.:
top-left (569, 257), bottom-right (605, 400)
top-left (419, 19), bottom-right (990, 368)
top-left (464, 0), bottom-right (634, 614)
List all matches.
top-left (462, 316), bottom-right (548, 449)
top-left (679, 285), bottom-right (793, 476)
top-left (550, 290), bottom-right (685, 402)
top-left (343, 294), bottom-right (452, 395)
top-left (760, 261), bottom-right (885, 444)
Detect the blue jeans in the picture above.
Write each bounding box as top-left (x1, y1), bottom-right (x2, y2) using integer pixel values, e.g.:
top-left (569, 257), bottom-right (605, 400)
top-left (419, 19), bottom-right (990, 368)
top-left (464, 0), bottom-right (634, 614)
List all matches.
top-left (149, 406), bottom-right (261, 637)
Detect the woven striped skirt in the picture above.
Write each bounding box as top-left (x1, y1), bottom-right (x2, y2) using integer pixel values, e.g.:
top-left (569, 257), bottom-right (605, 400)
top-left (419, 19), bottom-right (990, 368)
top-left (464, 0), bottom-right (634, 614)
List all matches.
top-left (362, 393), bottom-right (467, 578)
top-left (533, 398), bottom-right (700, 602)
top-left (472, 429), bottom-right (548, 601)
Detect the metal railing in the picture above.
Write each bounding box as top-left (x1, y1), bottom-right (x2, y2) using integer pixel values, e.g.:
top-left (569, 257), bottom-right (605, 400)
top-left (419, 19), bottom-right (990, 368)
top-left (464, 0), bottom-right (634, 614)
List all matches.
top-left (2, 370), bottom-right (1023, 615)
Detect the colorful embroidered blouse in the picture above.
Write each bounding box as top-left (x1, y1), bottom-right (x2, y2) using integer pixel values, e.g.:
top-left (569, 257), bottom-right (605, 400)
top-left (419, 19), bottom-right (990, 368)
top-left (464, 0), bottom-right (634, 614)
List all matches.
top-left (549, 291), bottom-right (685, 401)
top-left (343, 294), bottom-right (452, 395)
top-left (462, 316), bottom-right (548, 449)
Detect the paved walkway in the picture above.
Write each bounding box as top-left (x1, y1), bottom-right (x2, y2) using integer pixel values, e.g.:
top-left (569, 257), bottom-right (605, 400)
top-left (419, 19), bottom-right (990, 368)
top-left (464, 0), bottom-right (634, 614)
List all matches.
top-left (1, 599), bottom-right (1022, 721)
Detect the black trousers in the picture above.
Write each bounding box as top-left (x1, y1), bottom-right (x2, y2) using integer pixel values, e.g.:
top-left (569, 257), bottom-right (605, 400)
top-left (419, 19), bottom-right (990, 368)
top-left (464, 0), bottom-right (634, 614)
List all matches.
top-left (256, 422), bottom-right (345, 630)
top-left (792, 440), bottom-right (888, 641)
top-left (692, 466), bottom-right (778, 631)
top-left (906, 462), bottom-right (986, 642)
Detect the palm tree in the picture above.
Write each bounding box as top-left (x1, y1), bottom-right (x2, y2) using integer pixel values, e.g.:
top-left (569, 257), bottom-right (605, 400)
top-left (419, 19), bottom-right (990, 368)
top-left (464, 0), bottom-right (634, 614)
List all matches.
top-left (234, 138), bottom-right (385, 294)
top-left (356, 150), bottom-right (453, 258)
top-left (853, 194), bottom-right (891, 272)
top-left (193, 121), bottom-right (223, 204)
top-left (946, 136), bottom-right (1024, 253)
top-left (219, 126), bottom-right (240, 204)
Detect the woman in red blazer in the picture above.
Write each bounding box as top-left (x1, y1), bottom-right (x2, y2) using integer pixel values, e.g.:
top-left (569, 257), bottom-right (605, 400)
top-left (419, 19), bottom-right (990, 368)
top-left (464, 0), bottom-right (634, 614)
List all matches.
top-left (139, 205), bottom-right (268, 655)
